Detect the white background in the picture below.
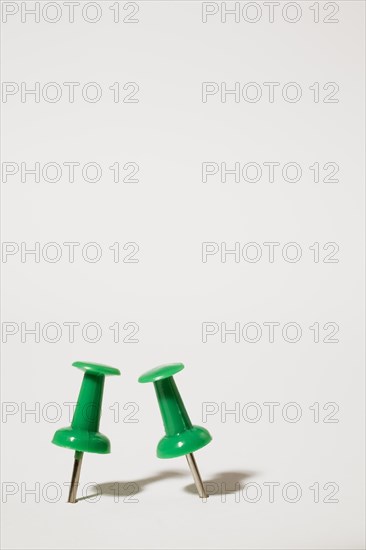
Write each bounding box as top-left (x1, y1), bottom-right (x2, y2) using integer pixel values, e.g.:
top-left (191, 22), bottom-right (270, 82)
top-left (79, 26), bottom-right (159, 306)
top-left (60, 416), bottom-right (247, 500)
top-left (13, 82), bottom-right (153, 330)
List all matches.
top-left (1, 1), bottom-right (365, 549)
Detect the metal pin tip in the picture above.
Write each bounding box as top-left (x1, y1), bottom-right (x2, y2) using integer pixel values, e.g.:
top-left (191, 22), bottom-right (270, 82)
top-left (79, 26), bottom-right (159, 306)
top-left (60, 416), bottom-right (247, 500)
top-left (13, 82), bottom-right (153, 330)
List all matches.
top-left (186, 453), bottom-right (208, 499)
top-left (67, 451), bottom-right (84, 504)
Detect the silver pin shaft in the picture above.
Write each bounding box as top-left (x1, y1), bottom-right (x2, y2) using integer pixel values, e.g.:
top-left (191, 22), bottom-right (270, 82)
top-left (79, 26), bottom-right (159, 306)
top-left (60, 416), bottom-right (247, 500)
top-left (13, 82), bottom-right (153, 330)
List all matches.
top-left (67, 451), bottom-right (84, 503)
top-left (186, 453), bottom-right (208, 498)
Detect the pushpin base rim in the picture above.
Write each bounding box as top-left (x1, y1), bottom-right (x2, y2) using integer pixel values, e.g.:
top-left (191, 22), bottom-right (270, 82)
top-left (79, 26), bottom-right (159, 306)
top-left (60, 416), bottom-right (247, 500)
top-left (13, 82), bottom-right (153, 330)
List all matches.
top-left (52, 427), bottom-right (111, 454)
top-left (157, 425), bottom-right (212, 459)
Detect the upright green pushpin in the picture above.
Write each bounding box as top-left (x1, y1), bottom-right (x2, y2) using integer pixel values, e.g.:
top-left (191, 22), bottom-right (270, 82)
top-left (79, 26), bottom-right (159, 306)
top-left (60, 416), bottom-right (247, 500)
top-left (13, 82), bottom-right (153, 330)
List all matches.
top-left (52, 361), bottom-right (120, 503)
top-left (138, 363), bottom-right (212, 498)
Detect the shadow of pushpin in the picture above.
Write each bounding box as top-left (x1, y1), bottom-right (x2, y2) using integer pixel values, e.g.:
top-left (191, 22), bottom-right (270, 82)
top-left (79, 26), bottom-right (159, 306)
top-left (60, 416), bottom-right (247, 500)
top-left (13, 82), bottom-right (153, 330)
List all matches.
top-left (138, 363), bottom-right (212, 498)
top-left (52, 361), bottom-right (120, 503)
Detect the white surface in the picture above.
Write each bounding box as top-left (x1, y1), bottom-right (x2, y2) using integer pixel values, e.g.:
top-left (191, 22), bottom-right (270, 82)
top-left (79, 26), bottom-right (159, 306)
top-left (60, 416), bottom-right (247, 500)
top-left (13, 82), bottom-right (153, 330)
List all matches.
top-left (1, 1), bottom-right (365, 549)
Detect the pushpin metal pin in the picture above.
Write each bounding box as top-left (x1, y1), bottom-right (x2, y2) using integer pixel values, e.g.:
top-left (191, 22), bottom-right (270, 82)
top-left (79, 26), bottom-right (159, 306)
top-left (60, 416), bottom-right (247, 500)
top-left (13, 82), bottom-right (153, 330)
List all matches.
top-left (52, 361), bottom-right (120, 503)
top-left (138, 363), bottom-right (212, 498)
top-left (68, 450), bottom-right (83, 503)
top-left (186, 452), bottom-right (207, 499)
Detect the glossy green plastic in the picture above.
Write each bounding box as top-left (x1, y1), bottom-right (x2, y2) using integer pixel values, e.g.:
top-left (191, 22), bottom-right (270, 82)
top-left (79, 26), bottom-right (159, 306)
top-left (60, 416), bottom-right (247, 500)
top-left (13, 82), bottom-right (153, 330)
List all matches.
top-left (138, 363), bottom-right (212, 459)
top-left (52, 361), bottom-right (120, 454)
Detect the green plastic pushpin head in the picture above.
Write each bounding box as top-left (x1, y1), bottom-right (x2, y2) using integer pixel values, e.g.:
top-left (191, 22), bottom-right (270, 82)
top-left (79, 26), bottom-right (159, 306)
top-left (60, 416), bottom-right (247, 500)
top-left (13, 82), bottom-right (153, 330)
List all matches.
top-left (52, 361), bottom-right (120, 502)
top-left (138, 363), bottom-right (212, 497)
top-left (53, 361), bottom-right (120, 453)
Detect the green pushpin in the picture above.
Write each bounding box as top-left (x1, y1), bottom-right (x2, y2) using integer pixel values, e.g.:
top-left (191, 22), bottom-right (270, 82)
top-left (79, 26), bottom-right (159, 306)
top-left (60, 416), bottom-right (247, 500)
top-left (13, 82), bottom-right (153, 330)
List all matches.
top-left (52, 361), bottom-right (120, 503)
top-left (138, 363), bottom-right (212, 498)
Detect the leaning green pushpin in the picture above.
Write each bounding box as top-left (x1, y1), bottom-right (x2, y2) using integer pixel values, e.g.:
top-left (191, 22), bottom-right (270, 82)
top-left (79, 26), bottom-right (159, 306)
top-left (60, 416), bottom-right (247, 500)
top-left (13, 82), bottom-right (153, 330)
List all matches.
top-left (52, 361), bottom-right (120, 503)
top-left (138, 363), bottom-right (212, 498)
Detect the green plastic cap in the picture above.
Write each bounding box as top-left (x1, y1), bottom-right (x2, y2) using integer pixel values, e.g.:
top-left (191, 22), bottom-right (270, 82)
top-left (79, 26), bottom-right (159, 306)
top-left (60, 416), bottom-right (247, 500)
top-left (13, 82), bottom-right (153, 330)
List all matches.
top-left (52, 361), bottom-right (120, 454)
top-left (72, 361), bottom-right (121, 377)
top-left (138, 362), bottom-right (212, 459)
top-left (138, 363), bottom-right (184, 383)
